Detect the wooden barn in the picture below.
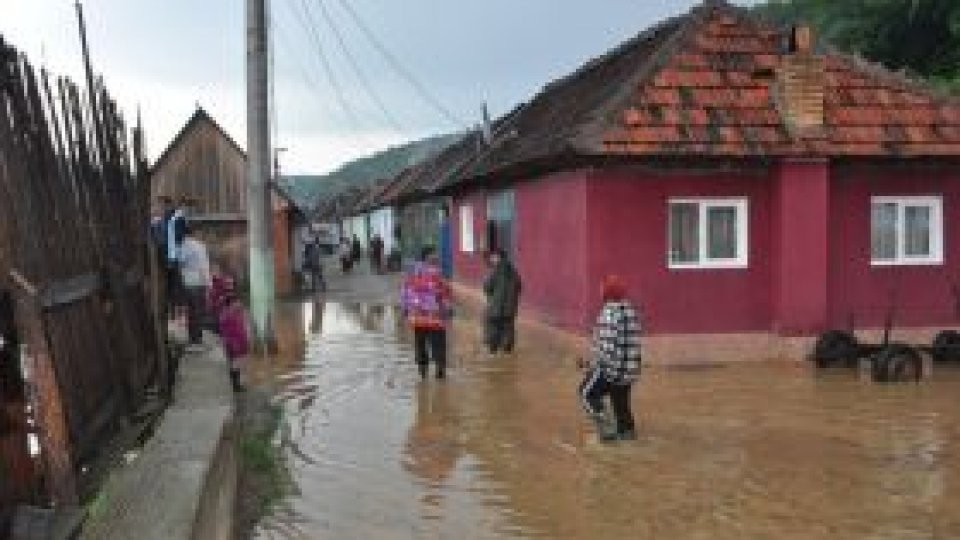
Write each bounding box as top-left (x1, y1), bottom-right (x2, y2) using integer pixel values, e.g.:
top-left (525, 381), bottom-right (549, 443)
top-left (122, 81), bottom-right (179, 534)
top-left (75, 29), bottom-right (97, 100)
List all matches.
top-left (150, 108), bottom-right (295, 294)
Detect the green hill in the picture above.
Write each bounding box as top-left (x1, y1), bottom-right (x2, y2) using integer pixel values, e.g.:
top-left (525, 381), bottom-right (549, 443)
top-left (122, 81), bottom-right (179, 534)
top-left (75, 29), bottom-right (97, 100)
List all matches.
top-left (278, 132), bottom-right (461, 210)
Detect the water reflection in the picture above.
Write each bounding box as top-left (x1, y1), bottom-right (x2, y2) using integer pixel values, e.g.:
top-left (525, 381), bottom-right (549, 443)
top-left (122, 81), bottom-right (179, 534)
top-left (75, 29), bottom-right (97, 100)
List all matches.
top-left (403, 384), bottom-right (461, 487)
top-left (255, 300), bottom-right (960, 540)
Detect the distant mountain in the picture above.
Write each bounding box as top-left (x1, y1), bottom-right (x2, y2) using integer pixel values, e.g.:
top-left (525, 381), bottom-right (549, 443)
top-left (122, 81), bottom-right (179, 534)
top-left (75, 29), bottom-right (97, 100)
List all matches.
top-left (278, 133), bottom-right (461, 211)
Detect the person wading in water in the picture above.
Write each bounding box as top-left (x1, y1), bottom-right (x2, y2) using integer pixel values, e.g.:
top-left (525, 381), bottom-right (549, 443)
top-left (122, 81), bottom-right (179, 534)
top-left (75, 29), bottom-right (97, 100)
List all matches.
top-left (400, 247), bottom-right (452, 380)
top-left (483, 249), bottom-right (522, 355)
top-left (578, 275), bottom-right (642, 442)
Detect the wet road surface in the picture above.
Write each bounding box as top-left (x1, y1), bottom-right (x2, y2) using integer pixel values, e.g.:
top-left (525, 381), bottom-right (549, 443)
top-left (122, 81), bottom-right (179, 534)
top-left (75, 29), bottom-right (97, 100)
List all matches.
top-left (251, 296), bottom-right (960, 540)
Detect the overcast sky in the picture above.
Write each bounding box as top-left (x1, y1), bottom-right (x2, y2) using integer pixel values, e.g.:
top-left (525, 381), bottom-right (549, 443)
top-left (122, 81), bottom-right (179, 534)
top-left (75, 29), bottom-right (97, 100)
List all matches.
top-left (0, 0), bottom-right (757, 174)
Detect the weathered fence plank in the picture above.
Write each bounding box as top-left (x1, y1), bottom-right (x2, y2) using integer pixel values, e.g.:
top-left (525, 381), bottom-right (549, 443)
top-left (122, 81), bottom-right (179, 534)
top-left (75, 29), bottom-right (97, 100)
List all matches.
top-left (0, 32), bottom-right (161, 524)
top-left (10, 273), bottom-right (80, 507)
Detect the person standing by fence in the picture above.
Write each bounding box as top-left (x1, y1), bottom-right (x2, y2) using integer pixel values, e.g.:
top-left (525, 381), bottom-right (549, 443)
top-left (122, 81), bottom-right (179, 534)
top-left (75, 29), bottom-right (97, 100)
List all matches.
top-left (400, 247), bottom-right (452, 380)
top-left (179, 223), bottom-right (211, 349)
top-left (165, 197), bottom-right (189, 318)
top-left (218, 282), bottom-right (249, 392)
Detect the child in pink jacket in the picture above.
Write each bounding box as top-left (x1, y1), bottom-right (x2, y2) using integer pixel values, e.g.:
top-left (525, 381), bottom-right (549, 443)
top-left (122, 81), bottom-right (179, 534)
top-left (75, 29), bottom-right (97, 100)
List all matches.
top-left (217, 283), bottom-right (249, 392)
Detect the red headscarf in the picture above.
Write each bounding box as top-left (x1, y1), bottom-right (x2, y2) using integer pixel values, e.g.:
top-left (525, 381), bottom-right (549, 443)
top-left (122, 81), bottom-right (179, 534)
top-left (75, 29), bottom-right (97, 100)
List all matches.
top-left (602, 274), bottom-right (627, 302)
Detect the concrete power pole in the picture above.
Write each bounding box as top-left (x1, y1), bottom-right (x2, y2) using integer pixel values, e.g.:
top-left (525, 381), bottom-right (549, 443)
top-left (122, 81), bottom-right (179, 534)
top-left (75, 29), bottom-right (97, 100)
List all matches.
top-left (246, 0), bottom-right (276, 350)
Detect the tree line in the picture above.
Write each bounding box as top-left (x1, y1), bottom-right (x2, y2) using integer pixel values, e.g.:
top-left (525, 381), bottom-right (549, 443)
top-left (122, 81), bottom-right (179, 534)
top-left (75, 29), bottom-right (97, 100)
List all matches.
top-left (756, 0), bottom-right (960, 94)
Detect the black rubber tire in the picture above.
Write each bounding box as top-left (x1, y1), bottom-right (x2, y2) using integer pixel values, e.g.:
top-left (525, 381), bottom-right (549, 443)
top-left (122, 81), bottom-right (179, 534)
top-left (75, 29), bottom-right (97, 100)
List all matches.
top-left (873, 344), bottom-right (922, 383)
top-left (931, 330), bottom-right (960, 363)
top-left (812, 330), bottom-right (859, 367)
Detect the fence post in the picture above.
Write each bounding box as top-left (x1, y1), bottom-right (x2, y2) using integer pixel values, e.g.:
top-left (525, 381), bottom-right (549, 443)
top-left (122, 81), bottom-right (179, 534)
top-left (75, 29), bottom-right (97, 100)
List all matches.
top-left (10, 272), bottom-right (78, 507)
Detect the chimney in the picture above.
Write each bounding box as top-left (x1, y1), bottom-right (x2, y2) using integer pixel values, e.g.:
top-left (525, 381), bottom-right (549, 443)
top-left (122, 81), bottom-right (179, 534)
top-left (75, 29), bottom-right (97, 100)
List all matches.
top-left (777, 24), bottom-right (825, 136)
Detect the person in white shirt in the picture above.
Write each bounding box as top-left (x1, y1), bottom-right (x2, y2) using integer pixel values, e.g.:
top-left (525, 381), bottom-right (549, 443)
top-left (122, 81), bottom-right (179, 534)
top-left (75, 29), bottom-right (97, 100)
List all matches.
top-left (179, 223), bottom-right (211, 347)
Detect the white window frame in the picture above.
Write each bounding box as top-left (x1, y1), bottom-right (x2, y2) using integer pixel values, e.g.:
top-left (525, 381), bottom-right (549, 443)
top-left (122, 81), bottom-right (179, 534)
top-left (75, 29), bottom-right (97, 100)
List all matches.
top-left (459, 204), bottom-right (475, 253)
top-left (870, 195), bottom-right (944, 266)
top-left (668, 197), bottom-right (749, 269)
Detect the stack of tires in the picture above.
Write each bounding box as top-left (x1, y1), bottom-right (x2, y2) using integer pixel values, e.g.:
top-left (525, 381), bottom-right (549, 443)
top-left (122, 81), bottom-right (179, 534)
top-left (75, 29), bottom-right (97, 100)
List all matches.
top-left (932, 330), bottom-right (960, 363)
top-left (871, 344), bottom-right (922, 383)
top-left (811, 330), bottom-right (859, 368)
top-left (811, 330), bottom-right (922, 383)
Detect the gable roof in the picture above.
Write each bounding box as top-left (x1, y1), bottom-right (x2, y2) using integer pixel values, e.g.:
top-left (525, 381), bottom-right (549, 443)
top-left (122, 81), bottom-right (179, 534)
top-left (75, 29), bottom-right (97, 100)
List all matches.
top-left (432, 0), bottom-right (960, 192)
top-left (380, 131), bottom-right (482, 204)
top-left (151, 107), bottom-right (245, 174)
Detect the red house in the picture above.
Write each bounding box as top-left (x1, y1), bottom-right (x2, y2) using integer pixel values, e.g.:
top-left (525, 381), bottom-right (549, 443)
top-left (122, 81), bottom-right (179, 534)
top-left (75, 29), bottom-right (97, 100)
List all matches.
top-left (434, 1), bottom-right (960, 361)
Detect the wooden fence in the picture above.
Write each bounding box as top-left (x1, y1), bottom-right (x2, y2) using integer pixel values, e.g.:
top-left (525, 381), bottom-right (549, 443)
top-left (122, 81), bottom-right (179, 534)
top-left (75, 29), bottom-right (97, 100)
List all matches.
top-left (0, 34), bottom-right (163, 526)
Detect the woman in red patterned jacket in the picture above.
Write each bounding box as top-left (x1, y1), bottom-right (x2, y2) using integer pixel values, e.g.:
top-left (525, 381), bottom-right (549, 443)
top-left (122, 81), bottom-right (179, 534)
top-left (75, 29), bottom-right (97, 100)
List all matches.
top-left (400, 246), bottom-right (452, 380)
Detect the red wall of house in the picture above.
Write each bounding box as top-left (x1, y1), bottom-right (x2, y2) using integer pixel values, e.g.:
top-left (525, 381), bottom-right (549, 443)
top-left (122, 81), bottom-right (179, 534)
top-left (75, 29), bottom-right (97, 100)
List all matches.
top-left (828, 164), bottom-right (960, 329)
top-left (514, 172), bottom-right (591, 330)
top-left (773, 160), bottom-right (830, 335)
top-left (452, 173), bottom-right (592, 331)
top-left (585, 168), bottom-right (774, 335)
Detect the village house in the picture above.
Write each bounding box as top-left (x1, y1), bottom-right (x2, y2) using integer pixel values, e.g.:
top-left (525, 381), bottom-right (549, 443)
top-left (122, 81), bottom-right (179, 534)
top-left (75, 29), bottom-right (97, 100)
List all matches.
top-left (334, 165), bottom-right (451, 264)
top-left (378, 163), bottom-right (450, 262)
top-left (419, 0), bottom-right (960, 362)
top-left (150, 108), bottom-right (297, 295)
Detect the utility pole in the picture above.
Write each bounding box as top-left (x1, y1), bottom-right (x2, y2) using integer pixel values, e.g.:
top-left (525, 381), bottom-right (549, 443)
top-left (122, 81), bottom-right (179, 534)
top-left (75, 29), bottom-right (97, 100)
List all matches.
top-left (247, 0), bottom-right (276, 350)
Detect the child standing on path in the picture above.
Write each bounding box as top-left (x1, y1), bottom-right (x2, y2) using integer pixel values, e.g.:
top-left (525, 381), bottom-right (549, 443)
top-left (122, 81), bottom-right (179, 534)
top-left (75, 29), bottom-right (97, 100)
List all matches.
top-left (578, 275), bottom-right (642, 442)
top-left (400, 247), bottom-right (452, 380)
top-left (218, 282), bottom-right (249, 392)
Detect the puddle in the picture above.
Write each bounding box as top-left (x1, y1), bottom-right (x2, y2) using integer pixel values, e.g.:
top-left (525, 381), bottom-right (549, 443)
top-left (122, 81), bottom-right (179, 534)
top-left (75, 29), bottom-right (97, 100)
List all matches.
top-left (251, 300), bottom-right (960, 539)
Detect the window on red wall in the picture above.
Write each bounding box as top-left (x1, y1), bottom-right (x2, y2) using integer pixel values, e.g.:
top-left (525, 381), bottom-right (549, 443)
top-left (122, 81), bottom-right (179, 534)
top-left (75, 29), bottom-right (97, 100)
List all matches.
top-left (668, 198), bottom-right (748, 269)
top-left (870, 195), bottom-right (943, 266)
top-left (459, 204), bottom-right (475, 253)
top-left (487, 190), bottom-right (516, 259)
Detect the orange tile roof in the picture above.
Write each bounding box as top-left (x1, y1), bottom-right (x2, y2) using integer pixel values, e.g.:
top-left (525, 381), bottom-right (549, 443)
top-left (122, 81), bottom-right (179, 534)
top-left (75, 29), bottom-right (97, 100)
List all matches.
top-left (432, 0), bottom-right (960, 192)
top-left (599, 1), bottom-right (960, 158)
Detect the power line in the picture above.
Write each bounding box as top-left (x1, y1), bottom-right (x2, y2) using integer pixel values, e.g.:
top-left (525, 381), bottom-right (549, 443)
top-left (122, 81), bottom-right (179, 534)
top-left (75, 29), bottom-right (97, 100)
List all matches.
top-left (273, 23), bottom-right (329, 105)
top-left (313, 0), bottom-right (404, 133)
top-left (331, 0), bottom-right (466, 129)
top-left (283, 0), bottom-right (364, 132)
top-left (272, 11), bottom-right (399, 165)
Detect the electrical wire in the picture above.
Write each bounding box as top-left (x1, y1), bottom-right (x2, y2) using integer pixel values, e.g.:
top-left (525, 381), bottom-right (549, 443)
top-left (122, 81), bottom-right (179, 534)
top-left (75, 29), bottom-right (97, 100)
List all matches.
top-left (273, 8), bottom-right (406, 172)
top-left (273, 24), bottom-right (329, 107)
top-left (283, 0), bottom-right (364, 132)
top-left (331, 0), bottom-right (466, 129)
top-left (314, 0), bottom-right (404, 133)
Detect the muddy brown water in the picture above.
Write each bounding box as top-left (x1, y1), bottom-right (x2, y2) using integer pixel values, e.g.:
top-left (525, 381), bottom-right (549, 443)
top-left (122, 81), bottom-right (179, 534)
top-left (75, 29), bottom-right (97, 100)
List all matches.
top-left (250, 301), bottom-right (960, 539)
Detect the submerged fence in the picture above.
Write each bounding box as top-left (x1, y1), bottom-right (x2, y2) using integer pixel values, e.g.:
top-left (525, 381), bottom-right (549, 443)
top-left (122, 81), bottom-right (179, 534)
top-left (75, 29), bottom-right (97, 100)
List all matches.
top-left (0, 35), bottom-right (163, 526)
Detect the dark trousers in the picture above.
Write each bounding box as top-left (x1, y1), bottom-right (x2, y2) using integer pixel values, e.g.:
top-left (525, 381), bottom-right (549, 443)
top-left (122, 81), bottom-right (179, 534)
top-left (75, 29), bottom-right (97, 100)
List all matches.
top-left (165, 264), bottom-right (183, 313)
top-left (485, 316), bottom-right (516, 353)
top-left (305, 267), bottom-right (325, 292)
top-left (579, 369), bottom-right (635, 434)
top-left (185, 285), bottom-right (207, 345)
top-left (414, 328), bottom-right (447, 378)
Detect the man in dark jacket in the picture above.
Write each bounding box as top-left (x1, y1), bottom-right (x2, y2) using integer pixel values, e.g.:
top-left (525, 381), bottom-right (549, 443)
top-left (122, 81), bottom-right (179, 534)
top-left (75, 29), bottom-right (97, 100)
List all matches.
top-left (483, 249), bottom-right (522, 354)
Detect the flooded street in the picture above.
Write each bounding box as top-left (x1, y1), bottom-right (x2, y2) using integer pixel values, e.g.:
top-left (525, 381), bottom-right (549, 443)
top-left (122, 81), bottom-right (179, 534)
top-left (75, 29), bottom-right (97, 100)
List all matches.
top-left (251, 293), bottom-right (960, 539)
